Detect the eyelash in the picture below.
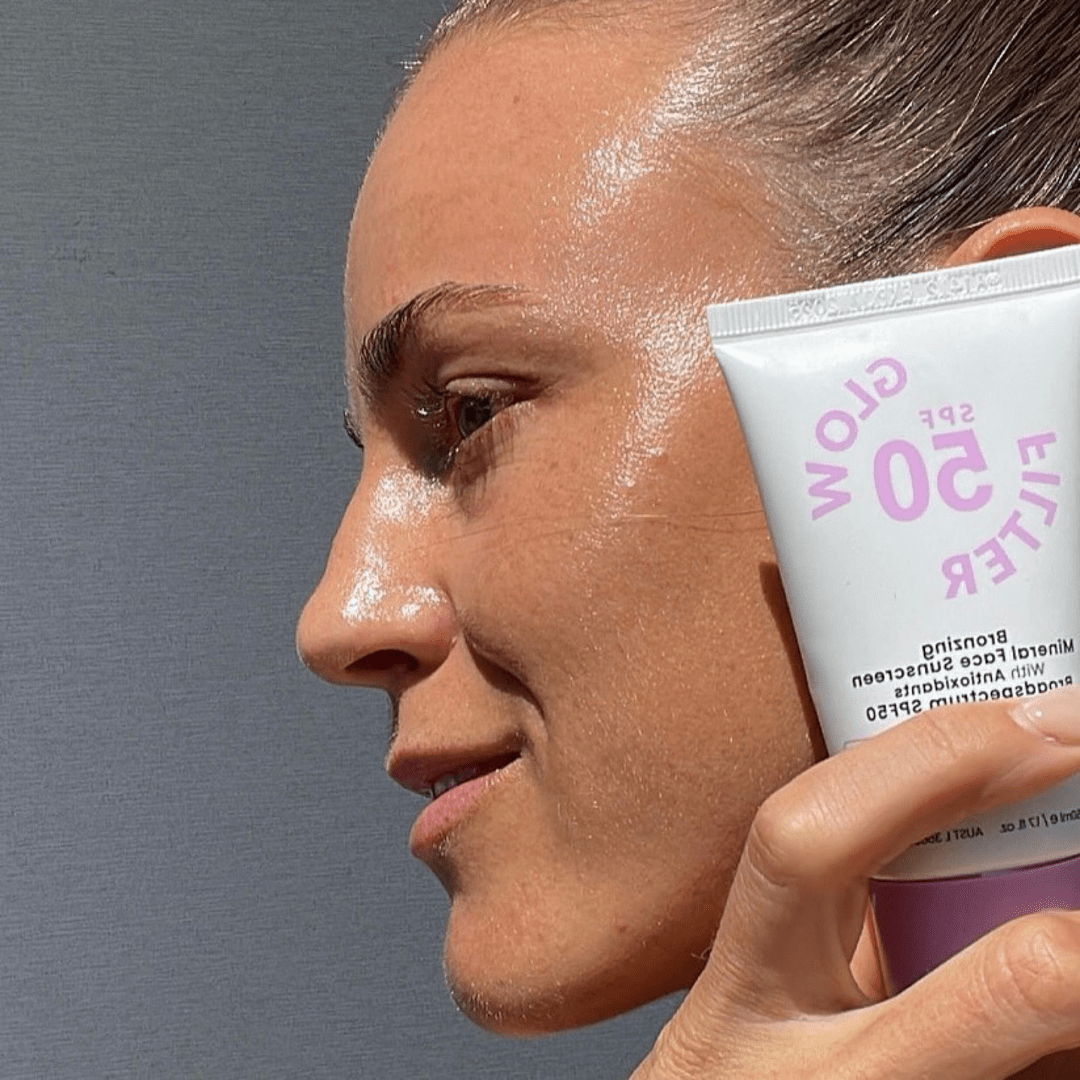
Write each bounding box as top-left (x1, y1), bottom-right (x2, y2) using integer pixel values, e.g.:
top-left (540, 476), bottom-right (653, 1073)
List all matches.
top-left (410, 380), bottom-right (520, 480)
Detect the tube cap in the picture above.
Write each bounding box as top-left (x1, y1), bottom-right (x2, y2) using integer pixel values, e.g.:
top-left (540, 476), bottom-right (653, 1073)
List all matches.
top-left (870, 852), bottom-right (1080, 993)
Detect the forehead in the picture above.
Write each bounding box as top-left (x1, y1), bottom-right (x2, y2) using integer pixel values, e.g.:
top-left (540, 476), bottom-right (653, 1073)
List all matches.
top-left (346, 19), bottom-right (791, 368)
top-left (349, 25), bottom-right (702, 323)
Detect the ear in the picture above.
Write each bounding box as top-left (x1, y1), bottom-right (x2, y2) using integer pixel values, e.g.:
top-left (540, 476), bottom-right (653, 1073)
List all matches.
top-left (943, 207), bottom-right (1080, 266)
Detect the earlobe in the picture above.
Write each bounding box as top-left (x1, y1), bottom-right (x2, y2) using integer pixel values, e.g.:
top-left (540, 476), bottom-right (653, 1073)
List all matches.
top-left (943, 207), bottom-right (1080, 266)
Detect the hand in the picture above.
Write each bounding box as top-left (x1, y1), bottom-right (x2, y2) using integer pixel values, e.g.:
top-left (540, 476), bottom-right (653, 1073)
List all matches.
top-left (632, 687), bottom-right (1080, 1080)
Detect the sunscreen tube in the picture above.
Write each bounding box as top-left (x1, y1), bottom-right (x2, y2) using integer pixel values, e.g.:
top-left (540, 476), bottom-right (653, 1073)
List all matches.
top-left (708, 245), bottom-right (1080, 990)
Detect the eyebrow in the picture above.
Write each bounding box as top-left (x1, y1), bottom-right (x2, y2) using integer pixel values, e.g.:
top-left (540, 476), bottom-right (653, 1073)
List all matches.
top-left (345, 281), bottom-right (529, 406)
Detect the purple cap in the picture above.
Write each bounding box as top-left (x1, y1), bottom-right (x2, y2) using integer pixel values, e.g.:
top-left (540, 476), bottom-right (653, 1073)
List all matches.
top-left (870, 852), bottom-right (1080, 993)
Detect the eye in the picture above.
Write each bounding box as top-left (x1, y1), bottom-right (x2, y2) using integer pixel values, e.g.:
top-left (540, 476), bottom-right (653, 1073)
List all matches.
top-left (410, 377), bottom-right (530, 480)
top-left (451, 393), bottom-right (500, 440)
top-left (437, 379), bottom-right (519, 444)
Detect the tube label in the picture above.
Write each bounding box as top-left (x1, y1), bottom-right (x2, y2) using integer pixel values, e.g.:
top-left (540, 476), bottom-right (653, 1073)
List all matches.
top-left (710, 246), bottom-right (1080, 880)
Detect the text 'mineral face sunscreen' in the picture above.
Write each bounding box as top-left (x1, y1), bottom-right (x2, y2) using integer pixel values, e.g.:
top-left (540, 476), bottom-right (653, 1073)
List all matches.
top-left (708, 245), bottom-right (1080, 991)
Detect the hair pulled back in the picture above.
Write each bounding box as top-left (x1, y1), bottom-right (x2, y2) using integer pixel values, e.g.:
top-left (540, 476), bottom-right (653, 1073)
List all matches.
top-left (419, 0), bottom-right (1080, 283)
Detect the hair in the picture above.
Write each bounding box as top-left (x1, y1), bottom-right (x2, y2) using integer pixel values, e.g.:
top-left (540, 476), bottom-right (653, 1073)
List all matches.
top-left (412, 0), bottom-right (1080, 284)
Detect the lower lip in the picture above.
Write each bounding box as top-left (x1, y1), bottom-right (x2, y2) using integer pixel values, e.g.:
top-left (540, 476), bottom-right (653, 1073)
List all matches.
top-left (409, 761), bottom-right (516, 856)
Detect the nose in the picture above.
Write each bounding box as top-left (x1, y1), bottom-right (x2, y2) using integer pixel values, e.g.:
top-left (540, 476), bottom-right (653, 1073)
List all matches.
top-left (296, 468), bottom-right (456, 693)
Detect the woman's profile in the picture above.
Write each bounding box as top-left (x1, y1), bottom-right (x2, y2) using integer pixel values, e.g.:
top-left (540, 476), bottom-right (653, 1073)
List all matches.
top-left (296, 1), bottom-right (1080, 1075)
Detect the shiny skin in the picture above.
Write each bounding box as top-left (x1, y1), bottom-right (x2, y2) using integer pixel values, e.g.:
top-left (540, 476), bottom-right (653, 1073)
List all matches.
top-left (296, 23), bottom-right (819, 1033)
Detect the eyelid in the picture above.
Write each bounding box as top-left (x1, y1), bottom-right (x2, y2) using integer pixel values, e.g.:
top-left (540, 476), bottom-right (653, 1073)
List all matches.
top-left (443, 375), bottom-right (539, 437)
top-left (441, 372), bottom-right (535, 396)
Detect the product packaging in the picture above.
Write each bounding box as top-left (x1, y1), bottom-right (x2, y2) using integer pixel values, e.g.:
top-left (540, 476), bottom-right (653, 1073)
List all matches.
top-left (708, 245), bottom-right (1080, 990)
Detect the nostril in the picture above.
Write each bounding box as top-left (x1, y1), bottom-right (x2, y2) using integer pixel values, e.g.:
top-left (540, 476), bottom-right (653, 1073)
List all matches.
top-left (345, 649), bottom-right (420, 681)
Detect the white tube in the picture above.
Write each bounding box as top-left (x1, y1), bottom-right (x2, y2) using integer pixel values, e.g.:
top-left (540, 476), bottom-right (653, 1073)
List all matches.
top-left (708, 245), bottom-right (1080, 986)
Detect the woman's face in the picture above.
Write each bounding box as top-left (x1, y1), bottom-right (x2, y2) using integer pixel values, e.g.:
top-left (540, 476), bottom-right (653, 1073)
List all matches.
top-left (296, 22), bottom-right (820, 1032)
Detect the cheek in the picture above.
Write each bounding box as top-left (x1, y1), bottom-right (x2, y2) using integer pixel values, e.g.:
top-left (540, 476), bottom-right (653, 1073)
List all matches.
top-left (434, 366), bottom-right (819, 1028)
top-left (448, 377), bottom-right (812, 837)
top-left (556, 522), bottom-right (803, 823)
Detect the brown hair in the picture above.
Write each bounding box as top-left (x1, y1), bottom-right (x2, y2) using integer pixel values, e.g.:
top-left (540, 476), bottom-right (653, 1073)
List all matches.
top-left (416, 0), bottom-right (1080, 284)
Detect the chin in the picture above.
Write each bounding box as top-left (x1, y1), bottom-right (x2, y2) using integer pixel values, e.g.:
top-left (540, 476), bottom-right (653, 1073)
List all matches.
top-left (439, 890), bottom-right (710, 1036)
top-left (446, 972), bottom-right (581, 1037)
top-left (444, 956), bottom-right (650, 1037)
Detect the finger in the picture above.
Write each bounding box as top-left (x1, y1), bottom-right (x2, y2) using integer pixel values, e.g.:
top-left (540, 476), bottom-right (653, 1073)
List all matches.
top-left (849, 904), bottom-right (887, 1002)
top-left (708, 685), bottom-right (1080, 1014)
top-left (860, 908), bottom-right (1080, 1080)
top-left (646, 910), bottom-right (1080, 1080)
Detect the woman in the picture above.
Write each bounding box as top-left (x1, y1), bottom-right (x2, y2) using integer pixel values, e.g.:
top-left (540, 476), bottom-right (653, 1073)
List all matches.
top-left (296, 0), bottom-right (1080, 1074)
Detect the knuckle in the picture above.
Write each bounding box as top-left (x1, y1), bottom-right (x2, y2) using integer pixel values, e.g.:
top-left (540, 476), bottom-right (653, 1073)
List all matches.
top-left (983, 912), bottom-right (1080, 1023)
top-left (744, 786), bottom-right (831, 889)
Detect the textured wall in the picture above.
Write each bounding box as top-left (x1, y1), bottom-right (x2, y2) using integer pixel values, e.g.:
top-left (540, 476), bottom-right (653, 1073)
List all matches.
top-left (0, 2), bottom-right (680, 1075)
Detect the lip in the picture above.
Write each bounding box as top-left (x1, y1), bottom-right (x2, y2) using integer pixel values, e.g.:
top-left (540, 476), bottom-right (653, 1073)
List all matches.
top-left (406, 753), bottom-right (522, 857)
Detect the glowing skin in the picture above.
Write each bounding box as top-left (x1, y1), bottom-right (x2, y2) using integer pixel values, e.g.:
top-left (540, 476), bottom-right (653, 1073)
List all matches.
top-left (340, 468), bottom-right (442, 626)
top-left (297, 22), bottom-right (819, 1033)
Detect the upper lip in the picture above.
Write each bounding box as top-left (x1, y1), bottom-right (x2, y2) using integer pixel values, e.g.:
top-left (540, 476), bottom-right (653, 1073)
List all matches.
top-left (387, 740), bottom-right (522, 798)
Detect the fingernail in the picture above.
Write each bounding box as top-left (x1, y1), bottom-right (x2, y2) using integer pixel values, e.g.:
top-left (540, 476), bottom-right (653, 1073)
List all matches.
top-left (1011, 684), bottom-right (1080, 743)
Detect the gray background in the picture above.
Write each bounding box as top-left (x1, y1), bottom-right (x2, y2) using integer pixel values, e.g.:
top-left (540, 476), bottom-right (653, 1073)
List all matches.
top-left (1, 1), bottom-right (680, 1076)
